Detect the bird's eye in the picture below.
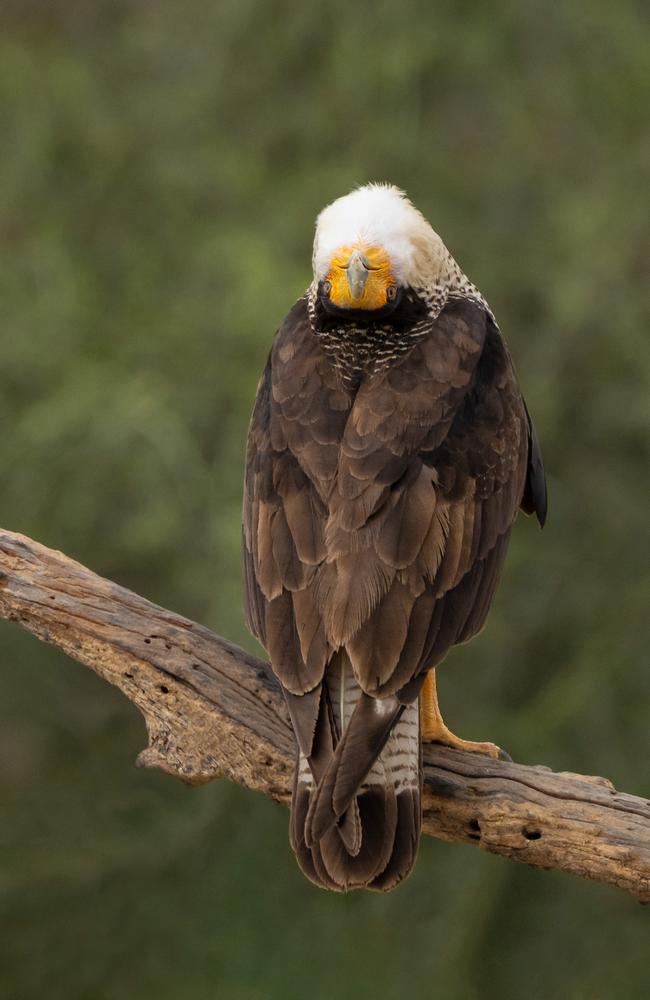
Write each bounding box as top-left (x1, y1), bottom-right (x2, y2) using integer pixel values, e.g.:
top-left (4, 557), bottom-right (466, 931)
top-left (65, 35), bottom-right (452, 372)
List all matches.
top-left (322, 280), bottom-right (332, 295)
top-left (386, 285), bottom-right (397, 302)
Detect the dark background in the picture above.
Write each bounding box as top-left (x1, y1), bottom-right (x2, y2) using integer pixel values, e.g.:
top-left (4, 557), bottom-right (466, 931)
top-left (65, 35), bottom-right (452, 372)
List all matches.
top-left (1, 3), bottom-right (648, 998)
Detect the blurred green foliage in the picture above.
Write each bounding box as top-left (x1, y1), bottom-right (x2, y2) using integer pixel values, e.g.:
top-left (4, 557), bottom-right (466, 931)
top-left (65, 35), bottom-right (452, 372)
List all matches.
top-left (1, 2), bottom-right (648, 998)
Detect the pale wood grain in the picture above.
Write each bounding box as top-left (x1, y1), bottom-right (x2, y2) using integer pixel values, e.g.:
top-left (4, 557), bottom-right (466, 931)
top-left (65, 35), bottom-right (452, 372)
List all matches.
top-left (1, 529), bottom-right (648, 902)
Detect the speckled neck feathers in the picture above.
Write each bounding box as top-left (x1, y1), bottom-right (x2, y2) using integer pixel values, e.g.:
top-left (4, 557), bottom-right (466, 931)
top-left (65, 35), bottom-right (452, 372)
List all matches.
top-left (307, 264), bottom-right (489, 388)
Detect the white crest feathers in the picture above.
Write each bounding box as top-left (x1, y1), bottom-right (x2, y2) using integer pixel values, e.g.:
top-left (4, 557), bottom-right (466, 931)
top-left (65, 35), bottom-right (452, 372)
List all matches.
top-left (312, 183), bottom-right (450, 289)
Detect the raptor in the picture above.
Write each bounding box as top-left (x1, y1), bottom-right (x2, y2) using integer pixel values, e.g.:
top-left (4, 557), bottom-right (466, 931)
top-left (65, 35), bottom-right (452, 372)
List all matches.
top-left (242, 184), bottom-right (547, 891)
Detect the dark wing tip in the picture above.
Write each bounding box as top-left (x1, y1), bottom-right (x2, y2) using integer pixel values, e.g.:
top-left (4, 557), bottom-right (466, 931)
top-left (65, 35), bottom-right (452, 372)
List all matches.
top-left (535, 484), bottom-right (548, 529)
top-left (521, 402), bottom-right (548, 528)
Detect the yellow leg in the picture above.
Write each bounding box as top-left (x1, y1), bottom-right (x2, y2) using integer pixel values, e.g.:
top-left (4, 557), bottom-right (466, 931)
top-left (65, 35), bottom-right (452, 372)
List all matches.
top-left (420, 669), bottom-right (510, 761)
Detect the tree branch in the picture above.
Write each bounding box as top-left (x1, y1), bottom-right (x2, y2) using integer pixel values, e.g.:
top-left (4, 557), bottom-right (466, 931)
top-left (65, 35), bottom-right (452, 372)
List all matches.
top-left (0, 529), bottom-right (648, 902)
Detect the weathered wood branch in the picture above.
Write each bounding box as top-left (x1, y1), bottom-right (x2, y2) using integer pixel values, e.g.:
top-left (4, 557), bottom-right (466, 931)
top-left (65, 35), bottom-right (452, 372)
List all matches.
top-left (0, 529), bottom-right (648, 902)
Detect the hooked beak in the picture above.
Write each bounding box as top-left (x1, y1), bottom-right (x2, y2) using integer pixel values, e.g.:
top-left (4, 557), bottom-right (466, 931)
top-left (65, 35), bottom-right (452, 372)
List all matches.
top-left (324, 242), bottom-right (395, 311)
top-left (346, 249), bottom-right (371, 300)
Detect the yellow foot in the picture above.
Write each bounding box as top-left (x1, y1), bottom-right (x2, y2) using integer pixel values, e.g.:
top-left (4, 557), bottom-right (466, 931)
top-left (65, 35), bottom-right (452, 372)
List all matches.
top-left (419, 668), bottom-right (511, 761)
top-left (421, 719), bottom-right (511, 761)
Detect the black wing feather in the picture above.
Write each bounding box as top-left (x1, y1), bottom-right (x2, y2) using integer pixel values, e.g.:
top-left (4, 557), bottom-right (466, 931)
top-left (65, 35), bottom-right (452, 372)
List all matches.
top-left (521, 399), bottom-right (548, 526)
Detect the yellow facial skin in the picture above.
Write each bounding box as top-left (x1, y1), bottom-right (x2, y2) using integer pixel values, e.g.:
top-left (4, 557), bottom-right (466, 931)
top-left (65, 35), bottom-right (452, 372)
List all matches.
top-left (325, 244), bottom-right (397, 311)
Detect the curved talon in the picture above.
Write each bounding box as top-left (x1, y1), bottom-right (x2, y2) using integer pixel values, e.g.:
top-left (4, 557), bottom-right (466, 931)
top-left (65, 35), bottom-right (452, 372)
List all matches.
top-left (427, 734), bottom-right (508, 761)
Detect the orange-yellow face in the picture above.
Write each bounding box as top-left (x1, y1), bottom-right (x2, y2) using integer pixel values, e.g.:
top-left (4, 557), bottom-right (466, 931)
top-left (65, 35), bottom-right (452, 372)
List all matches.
top-left (323, 243), bottom-right (398, 311)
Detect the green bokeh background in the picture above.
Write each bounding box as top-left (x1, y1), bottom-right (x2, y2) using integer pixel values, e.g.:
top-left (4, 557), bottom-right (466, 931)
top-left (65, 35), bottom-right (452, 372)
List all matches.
top-left (1, 3), bottom-right (648, 998)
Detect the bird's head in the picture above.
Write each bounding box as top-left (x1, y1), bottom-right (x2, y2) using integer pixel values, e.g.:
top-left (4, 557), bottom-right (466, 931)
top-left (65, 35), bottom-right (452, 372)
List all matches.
top-left (312, 184), bottom-right (451, 319)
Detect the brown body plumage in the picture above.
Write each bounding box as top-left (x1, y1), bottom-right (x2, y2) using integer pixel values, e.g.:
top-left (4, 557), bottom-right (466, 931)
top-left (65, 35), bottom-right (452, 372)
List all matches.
top-left (242, 185), bottom-right (546, 891)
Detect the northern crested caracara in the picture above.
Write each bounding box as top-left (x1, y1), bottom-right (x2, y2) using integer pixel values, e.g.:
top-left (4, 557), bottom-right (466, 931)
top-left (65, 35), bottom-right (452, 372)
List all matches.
top-left (242, 184), bottom-right (547, 892)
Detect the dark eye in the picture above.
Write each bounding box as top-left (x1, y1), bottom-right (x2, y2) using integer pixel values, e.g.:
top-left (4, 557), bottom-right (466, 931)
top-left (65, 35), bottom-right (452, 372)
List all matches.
top-left (322, 280), bottom-right (332, 295)
top-left (386, 285), bottom-right (397, 302)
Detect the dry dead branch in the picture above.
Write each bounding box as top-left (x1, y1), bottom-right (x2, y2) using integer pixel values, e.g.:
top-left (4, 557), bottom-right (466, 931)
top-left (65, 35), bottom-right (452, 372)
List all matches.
top-left (1, 529), bottom-right (648, 902)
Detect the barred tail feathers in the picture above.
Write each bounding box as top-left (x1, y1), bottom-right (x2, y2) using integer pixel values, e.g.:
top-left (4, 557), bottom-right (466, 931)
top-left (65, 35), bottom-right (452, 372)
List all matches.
top-left (290, 653), bottom-right (422, 891)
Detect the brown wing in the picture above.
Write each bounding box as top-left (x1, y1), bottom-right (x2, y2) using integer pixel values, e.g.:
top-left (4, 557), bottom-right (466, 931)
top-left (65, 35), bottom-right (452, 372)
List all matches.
top-left (243, 294), bottom-right (541, 737)
top-left (243, 296), bottom-right (353, 707)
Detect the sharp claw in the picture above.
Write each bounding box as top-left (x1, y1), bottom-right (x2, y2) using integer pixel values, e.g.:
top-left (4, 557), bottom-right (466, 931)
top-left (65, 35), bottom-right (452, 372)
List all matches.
top-left (425, 734), bottom-right (512, 762)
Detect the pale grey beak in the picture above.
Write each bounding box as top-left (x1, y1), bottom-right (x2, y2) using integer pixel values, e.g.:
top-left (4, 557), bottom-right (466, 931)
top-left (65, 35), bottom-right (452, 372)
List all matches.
top-left (346, 249), bottom-right (371, 299)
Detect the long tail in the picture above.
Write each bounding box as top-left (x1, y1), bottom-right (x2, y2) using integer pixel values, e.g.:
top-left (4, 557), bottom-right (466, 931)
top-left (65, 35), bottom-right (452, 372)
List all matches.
top-left (289, 653), bottom-right (422, 892)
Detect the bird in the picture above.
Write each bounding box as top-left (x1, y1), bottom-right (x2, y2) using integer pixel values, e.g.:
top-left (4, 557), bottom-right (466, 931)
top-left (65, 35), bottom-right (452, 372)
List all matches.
top-left (242, 183), bottom-right (547, 892)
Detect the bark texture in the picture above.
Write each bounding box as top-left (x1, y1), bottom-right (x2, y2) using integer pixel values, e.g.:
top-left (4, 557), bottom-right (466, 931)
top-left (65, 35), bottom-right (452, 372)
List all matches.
top-left (0, 529), bottom-right (648, 902)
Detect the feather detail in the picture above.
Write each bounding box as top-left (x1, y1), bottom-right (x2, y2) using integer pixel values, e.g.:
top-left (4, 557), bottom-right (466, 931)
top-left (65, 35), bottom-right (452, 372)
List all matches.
top-left (346, 579), bottom-right (414, 692)
top-left (321, 551), bottom-right (395, 648)
top-left (375, 463), bottom-right (436, 569)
